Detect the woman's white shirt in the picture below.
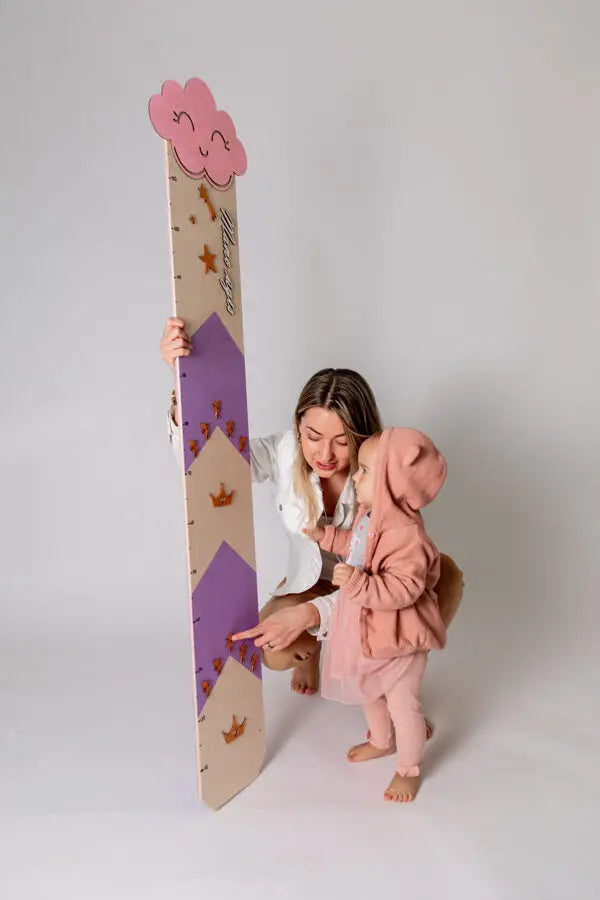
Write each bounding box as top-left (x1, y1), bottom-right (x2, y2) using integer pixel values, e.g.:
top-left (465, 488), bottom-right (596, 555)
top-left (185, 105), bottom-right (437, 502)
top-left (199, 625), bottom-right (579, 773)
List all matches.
top-left (167, 411), bottom-right (355, 637)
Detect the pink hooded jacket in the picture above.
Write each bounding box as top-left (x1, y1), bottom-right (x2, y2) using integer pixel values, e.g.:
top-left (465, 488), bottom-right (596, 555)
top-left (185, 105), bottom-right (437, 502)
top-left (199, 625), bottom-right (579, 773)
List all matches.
top-left (319, 427), bottom-right (448, 659)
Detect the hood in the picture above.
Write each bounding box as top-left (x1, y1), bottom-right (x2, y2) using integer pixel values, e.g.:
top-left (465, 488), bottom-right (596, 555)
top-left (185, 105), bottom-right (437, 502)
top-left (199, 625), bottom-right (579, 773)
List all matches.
top-left (371, 427), bottom-right (447, 528)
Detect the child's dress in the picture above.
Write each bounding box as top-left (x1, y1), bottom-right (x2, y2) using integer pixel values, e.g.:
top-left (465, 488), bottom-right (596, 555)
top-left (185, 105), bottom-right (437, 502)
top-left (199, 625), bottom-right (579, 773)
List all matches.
top-left (321, 513), bottom-right (415, 706)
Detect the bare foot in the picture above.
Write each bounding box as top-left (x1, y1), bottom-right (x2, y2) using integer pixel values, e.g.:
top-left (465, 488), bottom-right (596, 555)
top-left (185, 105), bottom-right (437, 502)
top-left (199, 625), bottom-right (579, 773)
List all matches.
top-left (291, 648), bottom-right (320, 695)
top-left (347, 741), bottom-right (395, 763)
top-left (384, 771), bottom-right (421, 803)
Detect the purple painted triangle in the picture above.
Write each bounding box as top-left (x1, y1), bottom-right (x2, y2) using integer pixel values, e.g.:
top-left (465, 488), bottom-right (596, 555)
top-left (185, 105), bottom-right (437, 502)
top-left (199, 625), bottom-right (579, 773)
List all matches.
top-left (179, 313), bottom-right (250, 472)
top-left (192, 541), bottom-right (261, 714)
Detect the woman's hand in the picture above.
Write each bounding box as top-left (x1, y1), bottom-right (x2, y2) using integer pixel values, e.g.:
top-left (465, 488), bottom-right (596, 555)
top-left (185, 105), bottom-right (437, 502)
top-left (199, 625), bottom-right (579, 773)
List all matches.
top-left (332, 563), bottom-right (356, 587)
top-left (232, 603), bottom-right (320, 653)
top-left (160, 317), bottom-right (191, 372)
top-left (302, 525), bottom-right (326, 542)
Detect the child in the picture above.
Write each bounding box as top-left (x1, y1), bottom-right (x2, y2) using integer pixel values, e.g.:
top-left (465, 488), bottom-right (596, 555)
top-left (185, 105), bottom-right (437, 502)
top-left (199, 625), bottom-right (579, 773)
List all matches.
top-left (303, 427), bottom-right (447, 803)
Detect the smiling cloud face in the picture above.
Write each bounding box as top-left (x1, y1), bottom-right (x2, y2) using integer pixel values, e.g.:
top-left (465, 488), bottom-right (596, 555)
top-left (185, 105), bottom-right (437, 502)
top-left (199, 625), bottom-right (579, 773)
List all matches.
top-left (149, 78), bottom-right (247, 187)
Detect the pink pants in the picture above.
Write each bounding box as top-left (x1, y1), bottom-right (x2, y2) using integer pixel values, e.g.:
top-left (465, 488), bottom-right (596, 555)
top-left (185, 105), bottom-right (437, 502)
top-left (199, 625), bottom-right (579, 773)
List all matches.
top-left (363, 651), bottom-right (428, 777)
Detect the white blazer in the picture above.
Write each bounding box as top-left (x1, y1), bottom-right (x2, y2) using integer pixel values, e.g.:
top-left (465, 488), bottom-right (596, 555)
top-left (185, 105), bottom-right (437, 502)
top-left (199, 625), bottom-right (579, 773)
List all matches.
top-left (167, 412), bottom-right (357, 636)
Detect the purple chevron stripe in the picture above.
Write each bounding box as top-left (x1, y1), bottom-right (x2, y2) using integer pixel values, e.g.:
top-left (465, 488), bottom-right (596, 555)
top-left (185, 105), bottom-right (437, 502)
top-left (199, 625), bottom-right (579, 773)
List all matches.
top-left (192, 541), bottom-right (261, 714)
top-left (179, 313), bottom-right (250, 472)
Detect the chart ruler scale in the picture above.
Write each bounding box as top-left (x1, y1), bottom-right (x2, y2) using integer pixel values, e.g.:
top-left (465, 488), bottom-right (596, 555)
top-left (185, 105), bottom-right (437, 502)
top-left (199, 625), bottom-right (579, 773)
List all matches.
top-left (149, 78), bottom-right (265, 809)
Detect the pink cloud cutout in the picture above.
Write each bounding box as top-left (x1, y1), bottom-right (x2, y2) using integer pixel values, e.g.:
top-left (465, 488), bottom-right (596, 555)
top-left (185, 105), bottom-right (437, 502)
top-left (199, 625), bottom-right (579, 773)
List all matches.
top-left (149, 78), bottom-right (247, 187)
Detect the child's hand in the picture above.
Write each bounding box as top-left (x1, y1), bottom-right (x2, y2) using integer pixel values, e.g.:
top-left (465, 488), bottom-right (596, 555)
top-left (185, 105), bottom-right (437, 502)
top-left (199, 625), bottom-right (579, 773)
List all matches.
top-left (302, 525), bottom-right (325, 542)
top-left (332, 563), bottom-right (356, 587)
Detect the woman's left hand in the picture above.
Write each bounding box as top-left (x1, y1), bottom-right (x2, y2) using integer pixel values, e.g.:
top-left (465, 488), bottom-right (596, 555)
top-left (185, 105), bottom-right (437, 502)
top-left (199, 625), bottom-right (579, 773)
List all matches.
top-left (332, 563), bottom-right (356, 587)
top-left (232, 603), bottom-right (320, 652)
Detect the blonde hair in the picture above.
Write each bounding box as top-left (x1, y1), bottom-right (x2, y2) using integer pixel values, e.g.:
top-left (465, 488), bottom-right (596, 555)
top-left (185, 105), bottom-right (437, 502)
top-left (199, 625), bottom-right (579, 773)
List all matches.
top-left (292, 368), bottom-right (383, 526)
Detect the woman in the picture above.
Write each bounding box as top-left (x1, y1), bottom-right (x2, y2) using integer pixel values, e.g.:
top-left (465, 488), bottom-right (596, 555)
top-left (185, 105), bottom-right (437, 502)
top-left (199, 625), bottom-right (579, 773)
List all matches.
top-left (160, 316), bottom-right (382, 695)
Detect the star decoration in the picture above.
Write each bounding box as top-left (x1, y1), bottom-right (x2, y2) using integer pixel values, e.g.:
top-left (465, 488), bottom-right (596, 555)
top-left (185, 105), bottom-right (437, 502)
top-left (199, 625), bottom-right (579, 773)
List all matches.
top-left (199, 244), bottom-right (217, 274)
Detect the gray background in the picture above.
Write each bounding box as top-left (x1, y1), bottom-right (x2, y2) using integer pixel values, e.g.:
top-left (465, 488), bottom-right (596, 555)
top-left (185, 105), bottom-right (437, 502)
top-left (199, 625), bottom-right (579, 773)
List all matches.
top-left (1, 1), bottom-right (599, 898)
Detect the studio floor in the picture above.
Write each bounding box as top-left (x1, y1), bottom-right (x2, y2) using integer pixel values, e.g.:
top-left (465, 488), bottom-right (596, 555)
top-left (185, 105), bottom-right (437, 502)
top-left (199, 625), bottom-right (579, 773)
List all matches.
top-left (2, 628), bottom-right (597, 900)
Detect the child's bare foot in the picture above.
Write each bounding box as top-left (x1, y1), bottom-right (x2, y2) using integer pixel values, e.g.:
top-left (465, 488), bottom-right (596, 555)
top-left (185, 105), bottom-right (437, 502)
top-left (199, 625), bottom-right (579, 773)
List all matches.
top-left (291, 654), bottom-right (320, 695)
top-left (347, 741), bottom-right (395, 763)
top-left (384, 771), bottom-right (421, 803)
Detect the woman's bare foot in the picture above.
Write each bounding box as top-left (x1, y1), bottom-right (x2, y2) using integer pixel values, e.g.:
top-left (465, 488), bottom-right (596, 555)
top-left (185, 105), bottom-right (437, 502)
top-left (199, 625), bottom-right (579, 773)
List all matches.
top-left (291, 649), bottom-right (320, 695)
top-left (347, 741), bottom-right (395, 763)
top-left (384, 772), bottom-right (421, 803)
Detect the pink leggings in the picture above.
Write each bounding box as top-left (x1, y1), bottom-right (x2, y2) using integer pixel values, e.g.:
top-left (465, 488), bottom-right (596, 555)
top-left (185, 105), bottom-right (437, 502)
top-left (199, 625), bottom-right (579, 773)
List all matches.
top-left (363, 652), bottom-right (428, 777)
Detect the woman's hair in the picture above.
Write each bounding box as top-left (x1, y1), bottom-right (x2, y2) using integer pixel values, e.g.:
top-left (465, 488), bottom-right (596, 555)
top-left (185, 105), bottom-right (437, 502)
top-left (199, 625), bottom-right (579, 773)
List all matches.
top-left (293, 368), bottom-right (383, 526)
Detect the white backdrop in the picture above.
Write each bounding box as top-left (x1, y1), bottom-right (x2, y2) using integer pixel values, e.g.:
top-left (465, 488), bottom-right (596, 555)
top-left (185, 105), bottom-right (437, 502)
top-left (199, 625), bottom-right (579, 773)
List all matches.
top-left (1, 1), bottom-right (599, 898)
